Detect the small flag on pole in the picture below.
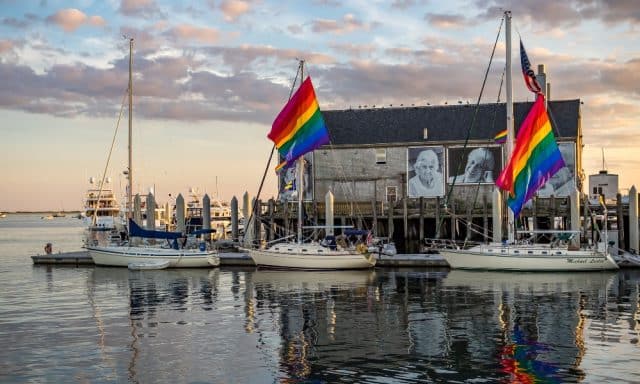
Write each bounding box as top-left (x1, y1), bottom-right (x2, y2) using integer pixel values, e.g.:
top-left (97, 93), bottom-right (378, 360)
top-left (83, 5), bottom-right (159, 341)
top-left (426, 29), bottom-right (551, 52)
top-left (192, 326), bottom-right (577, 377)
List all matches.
top-left (494, 129), bottom-right (507, 144)
top-left (520, 40), bottom-right (542, 94)
top-left (284, 179), bottom-right (296, 191)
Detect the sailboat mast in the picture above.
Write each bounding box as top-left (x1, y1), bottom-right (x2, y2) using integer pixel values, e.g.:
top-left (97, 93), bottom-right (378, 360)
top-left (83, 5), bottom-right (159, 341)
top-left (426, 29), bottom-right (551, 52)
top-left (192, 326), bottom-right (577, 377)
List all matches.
top-left (504, 11), bottom-right (515, 243)
top-left (127, 38), bottom-right (133, 220)
top-left (297, 61), bottom-right (305, 244)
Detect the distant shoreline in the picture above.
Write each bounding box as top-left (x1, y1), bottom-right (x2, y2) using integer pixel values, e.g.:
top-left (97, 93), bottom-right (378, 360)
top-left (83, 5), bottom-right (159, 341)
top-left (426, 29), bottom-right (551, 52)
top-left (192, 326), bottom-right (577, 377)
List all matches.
top-left (1, 211), bottom-right (82, 215)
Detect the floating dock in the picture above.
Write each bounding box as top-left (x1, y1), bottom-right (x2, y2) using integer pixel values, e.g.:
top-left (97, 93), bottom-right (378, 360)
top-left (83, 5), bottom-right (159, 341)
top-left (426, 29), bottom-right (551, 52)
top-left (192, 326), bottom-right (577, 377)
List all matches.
top-left (31, 250), bottom-right (449, 268)
top-left (31, 251), bottom-right (93, 265)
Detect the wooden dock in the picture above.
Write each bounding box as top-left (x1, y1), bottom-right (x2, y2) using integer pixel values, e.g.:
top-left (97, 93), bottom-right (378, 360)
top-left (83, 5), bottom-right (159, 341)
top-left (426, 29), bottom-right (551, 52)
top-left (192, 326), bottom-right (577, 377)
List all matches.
top-left (31, 250), bottom-right (449, 268)
top-left (31, 251), bottom-right (93, 265)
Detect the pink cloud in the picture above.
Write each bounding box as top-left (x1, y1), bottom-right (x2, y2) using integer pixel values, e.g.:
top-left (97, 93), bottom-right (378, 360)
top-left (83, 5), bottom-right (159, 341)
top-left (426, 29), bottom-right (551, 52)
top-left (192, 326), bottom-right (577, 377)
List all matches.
top-left (220, 0), bottom-right (251, 22)
top-left (167, 25), bottom-right (220, 44)
top-left (312, 14), bottom-right (370, 35)
top-left (119, 0), bottom-right (162, 18)
top-left (0, 39), bottom-right (13, 54)
top-left (46, 9), bottom-right (106, 32)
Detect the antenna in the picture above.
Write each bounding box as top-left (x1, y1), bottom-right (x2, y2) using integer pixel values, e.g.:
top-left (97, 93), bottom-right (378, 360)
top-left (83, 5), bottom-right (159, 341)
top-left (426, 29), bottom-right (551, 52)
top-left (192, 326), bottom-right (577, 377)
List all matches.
top-left (601, 148), bottom-right (606, 171)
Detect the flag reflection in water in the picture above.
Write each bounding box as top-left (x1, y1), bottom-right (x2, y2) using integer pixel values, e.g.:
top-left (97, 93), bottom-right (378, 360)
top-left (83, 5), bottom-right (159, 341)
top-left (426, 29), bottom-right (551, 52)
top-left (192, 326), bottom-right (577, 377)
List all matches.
top-left (499, 324), bottom-right (561, 384)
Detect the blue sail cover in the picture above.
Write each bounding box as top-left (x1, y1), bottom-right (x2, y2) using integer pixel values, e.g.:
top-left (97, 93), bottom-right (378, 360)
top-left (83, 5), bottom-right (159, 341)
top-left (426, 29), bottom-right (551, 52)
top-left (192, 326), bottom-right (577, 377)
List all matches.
top-left (128, 219), bottom-right (182, 240)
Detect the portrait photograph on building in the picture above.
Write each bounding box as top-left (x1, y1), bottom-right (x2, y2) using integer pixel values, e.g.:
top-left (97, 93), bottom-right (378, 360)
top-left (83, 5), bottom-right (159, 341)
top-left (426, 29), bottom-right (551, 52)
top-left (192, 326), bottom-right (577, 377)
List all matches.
top-left (537, 142), bottom-right (576, 197)
top-left (447, 145), bottom-right (502, 185)
top-left (278, 153), bottom-right (314, 202)
top-left (407, 146), bottom-right (445, 198)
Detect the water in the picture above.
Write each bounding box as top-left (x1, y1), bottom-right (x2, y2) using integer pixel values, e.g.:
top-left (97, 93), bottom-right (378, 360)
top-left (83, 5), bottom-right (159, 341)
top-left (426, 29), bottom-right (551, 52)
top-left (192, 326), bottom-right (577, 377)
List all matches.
top-left (1, 214), bottom-right (639, 383)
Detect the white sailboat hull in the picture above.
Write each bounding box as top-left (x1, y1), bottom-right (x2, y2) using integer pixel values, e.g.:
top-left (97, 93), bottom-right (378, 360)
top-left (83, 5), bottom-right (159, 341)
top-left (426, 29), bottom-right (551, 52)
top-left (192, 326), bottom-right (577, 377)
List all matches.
top-left (438, 243), bottom-right (619, 271)
top-left (248, 243), bottom-right (375, 270)
top-left (88, 246), bottom-right (219, 268)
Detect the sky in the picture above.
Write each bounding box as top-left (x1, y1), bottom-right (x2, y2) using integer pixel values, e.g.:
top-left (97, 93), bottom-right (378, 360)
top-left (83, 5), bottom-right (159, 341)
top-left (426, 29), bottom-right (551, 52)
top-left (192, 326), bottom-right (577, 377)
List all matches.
top-left (0, 0), bottom-right (638, 212)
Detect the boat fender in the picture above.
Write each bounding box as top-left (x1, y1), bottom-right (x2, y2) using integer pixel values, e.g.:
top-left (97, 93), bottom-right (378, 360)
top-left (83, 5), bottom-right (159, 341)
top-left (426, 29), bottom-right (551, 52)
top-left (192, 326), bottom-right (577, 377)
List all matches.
top-left (199, 242), bottom-right (206, 252)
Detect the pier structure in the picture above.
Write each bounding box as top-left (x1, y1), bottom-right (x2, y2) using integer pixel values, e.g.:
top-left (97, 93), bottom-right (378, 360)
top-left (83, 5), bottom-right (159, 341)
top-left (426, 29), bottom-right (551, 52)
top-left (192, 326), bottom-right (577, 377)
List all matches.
top-left (242, 189), bottom-right (639, 254)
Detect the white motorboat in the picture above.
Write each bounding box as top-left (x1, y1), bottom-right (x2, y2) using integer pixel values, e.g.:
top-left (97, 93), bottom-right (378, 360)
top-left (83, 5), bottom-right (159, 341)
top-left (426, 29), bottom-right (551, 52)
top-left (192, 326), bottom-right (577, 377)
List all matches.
top-left (83, 176), bottom-right (124, 231)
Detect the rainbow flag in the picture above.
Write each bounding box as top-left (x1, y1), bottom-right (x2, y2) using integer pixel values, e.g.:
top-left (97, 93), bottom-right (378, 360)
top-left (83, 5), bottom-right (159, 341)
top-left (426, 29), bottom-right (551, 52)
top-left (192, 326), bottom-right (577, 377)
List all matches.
top-left (269, 76), bottom-right (330, 171)
top-left (494, 129), bottom-right (507, 144)
top-left (496, 94), bottom-right (565, 216)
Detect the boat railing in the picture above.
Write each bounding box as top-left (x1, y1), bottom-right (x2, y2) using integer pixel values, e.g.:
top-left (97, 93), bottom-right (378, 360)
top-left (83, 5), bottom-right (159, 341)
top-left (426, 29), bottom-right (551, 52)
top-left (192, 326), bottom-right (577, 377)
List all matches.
top-left (423, 238), bottom-right (473, 251)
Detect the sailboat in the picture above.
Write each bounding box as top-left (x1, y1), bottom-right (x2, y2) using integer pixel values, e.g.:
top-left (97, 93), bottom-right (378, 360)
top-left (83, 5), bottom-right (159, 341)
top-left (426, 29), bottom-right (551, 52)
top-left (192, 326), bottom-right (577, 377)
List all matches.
top-left (435, 11), bottom-right (618, 271)
top-left (87, 38), bottom-right (219, 268)
top-left (247, 62), bottom-right (375, 270)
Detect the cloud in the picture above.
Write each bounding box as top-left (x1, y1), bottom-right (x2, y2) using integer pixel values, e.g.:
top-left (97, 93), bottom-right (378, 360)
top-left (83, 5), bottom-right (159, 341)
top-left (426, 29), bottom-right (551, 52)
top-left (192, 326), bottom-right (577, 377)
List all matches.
top-left (201, 44), bottom-right (336, 74)
top-left (1, 17), bottom-right (30, 29)
top-left (425, 13), bottom-right (471, 29)
top-left (219, 0), bottom-right (251, 22)
top-left (475, 0), bottom-right (640, 27)
top-left (328, 42), bottom-right (376, 58)
top-left (166, 25), bottom-right (220, 44)
top-left (311, 13), bottom-right (371, 35)
top-left (0, 40), bottom-right (14, 54)
top-left (391, 0), bottom-right (421, 10)
top-left (46, 9), bottom-right (106, 32)
top-left (119, 0), bottom-right (163, 19)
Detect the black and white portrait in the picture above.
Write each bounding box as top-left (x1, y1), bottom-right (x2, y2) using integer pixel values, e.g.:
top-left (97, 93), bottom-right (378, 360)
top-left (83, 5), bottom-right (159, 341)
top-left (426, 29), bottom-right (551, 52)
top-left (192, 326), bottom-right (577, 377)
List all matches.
top-left (447, 146), bottom-right (502, 185)
top-left (278, 153), bottom-right (313, 201)
top-left (407, 146), bottom-right (445, 198)
top-left (537, 142), bottom-right (576, 197)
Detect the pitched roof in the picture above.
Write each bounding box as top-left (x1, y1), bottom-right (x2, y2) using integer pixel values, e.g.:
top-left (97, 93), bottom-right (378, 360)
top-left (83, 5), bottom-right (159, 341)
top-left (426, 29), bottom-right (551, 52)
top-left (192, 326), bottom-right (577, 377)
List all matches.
top-left (323, 99), bottom-right (580, 146)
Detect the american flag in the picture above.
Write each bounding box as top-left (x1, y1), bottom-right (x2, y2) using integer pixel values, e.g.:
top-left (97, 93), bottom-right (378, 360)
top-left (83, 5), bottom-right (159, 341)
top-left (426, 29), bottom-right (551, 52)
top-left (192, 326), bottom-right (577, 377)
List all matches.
top-left (366, 231), bottom-right (373, 246)
top-left (520, 40), bottom-right (542, 94)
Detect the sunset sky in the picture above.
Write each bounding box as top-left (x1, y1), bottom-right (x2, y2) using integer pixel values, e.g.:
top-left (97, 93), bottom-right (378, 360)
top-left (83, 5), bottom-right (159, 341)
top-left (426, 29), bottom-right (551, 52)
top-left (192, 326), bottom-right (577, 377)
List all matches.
top-left (1, 0), bottom-right (638, 211)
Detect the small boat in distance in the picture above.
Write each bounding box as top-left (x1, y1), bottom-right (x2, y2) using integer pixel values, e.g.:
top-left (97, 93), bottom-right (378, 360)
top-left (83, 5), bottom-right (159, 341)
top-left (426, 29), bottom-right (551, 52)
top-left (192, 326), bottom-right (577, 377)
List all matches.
top-left (0, 212), bottom-right (7, 218)
top-left (83, 176), bottom-right (124, 231)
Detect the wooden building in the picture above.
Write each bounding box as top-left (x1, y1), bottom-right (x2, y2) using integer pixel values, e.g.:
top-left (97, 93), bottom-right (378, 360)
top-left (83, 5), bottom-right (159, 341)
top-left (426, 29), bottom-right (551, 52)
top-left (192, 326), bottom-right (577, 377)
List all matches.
top-left (315, 99), bottom-right (582, 203)
top-left (265, 99), bottom-right (584, 252)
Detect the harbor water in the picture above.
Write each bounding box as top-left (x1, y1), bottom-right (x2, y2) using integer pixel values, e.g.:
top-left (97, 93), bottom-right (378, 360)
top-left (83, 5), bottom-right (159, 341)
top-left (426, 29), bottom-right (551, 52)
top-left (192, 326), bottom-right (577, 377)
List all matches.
top-left (1, 214), bottom-right (639, 383)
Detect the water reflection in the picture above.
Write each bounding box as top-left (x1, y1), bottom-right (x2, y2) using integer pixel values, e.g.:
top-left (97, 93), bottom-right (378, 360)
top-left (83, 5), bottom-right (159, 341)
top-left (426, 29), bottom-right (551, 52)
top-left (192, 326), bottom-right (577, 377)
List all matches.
top-left (249, 269), bottom-right (634, 383)
top-left (27, 266), bottom-right (638, 383)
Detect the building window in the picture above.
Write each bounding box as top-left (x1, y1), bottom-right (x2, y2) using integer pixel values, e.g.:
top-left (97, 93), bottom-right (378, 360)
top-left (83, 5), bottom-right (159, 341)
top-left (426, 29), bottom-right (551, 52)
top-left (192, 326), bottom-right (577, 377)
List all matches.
top-left (423, 128), bottom-right (428, 139)
top-left (386, 186), bottom-right (397, 203)
top-left (375, 148), bottom-right (387, 164)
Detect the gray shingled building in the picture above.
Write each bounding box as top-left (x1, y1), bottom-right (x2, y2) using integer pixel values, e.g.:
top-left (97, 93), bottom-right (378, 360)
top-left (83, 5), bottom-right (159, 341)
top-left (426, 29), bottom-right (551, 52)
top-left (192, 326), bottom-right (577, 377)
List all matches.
top-left (302, 99), bottom-right (582, 204)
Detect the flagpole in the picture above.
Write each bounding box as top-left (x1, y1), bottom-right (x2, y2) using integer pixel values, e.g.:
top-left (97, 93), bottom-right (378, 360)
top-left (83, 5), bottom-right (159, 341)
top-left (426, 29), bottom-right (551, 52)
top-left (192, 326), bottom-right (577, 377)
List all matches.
top-left (505, 11), bottom-right (515, 243)
top-left (297, 60), bottom-right (305, 244)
